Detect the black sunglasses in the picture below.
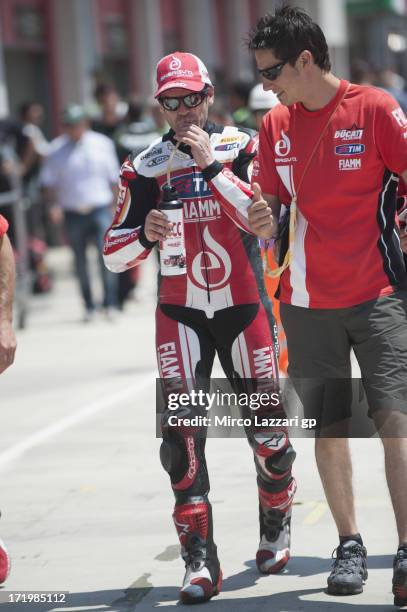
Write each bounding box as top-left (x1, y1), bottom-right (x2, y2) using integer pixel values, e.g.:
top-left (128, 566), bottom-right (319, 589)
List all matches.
top-left (258, 59), bottom-right (290, 81)
top-left (158, 90), bottom-right (208, 112)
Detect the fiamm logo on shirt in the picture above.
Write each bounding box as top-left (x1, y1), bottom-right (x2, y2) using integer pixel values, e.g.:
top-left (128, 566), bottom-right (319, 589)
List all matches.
top-left (339, 158), bottom-right (361, 171)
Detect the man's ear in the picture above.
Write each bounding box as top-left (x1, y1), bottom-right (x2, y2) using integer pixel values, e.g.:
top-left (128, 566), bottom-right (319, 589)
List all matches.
top-left (299, 50), bottom-right (313, 69)
top-left (207, 88), bottom-right (215, 106)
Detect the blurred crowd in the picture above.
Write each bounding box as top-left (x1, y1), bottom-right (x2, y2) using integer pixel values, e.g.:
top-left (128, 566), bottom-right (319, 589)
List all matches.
top-left (0, 60), bottom-right (406, 322)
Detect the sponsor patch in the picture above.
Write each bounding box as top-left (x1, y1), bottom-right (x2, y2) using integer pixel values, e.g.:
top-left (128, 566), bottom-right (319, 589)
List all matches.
top-left (215, 142), bottom-right (240, 152)
top-left (141, 146), bottom-right (163, 160)
top-left (339, 158), bottom-right (361, 171)
top-left (147, 155), bottom-right (170, 167)
top-left (334, 125), bottom-right (364, 140)
top-left (392, 107), bottom-right (407, 128)
top-left (335, 144), bottom-right (365, 155)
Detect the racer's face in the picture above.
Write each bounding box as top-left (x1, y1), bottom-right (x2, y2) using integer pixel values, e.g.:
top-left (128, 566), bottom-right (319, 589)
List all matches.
top-left (158, 87), bottom-right (214, 134)
top-left (255, 48), bottom-right (304, 107)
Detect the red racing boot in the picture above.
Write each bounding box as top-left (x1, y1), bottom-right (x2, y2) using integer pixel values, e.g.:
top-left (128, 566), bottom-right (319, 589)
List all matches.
top-left (0, 538), bottom-right (10, 584)
top-left (173, 498), bottom-right (222, 604)
top-left (256, 477), bottom-right (297, 574)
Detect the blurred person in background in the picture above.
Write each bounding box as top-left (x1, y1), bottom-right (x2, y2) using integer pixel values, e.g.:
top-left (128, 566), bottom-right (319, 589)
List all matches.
top-left (104, 51), bottom-right (296, 604)
top-left (377, 68), bottom-right (407, 112)
top-left (230, 79), bottom-right (256, 128)
top-left (0, 213), bottom-right (17, 584)
top-left (91, 83), bottom-right (126, 140)
top-left (350, 59), bottom-right (376, 86)
top-left (40, 105), bottom-right (120, 322)
top-left (207, 99), bottom-right (234, 126)
top-left (113, 97), bottom-right (163, 308)
top-left (16, 102), bottom-right (52, 294)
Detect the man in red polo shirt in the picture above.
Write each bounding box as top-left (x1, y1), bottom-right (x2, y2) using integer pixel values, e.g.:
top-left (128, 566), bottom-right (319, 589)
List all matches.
top-left (0, 213), bottom-right (16, 584)
top-left (247, 5), bottom-right (407, 605)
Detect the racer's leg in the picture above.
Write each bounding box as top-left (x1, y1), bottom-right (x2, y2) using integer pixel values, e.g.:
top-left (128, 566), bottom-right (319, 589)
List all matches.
top-left (213, 303), bottom-right (296, 574)
top-left (156, 304), bottom-right (221, 604)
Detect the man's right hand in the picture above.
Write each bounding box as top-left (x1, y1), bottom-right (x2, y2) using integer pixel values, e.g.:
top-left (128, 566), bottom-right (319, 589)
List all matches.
top-left (248, 183), bottom-right (276, 240)
top-left (144, 209), bottom-right (173, 242)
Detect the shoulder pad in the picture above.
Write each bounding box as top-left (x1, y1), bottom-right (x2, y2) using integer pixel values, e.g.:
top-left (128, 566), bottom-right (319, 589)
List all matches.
top-left (210, 126), bottom-right (253, 162)
top-left (132, 137), bottom-right (193, 177)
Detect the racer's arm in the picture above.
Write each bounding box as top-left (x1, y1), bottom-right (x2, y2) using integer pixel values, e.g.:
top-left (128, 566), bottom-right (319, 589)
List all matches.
top-left (178, 125), bottom-right (255, 234)
top-left (103, 158), bottom-right (165, 273)
top-left (0, 232), bottom-right (17, 373)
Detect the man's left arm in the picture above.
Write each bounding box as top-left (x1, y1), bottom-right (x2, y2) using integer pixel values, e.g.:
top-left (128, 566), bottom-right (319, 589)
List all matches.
top-left (0, 233), bottom-right (17, 373)
top-left (178, 125), bottom-right (255, 233)
top-left (398, 171), bottom-right (407, 253)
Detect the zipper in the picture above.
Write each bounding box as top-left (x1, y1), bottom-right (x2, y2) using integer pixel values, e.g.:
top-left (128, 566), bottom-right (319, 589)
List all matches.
top-left (193, 167), bottom-right (211, 303)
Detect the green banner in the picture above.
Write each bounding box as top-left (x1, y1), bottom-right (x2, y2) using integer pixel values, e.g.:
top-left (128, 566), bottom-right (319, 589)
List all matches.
top-left (347, 0), bottom-right (404, 15)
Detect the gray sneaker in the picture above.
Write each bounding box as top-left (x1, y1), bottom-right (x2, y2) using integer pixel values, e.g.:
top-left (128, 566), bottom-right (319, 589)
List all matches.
top-left (327, 540), bottom-right (368, 595)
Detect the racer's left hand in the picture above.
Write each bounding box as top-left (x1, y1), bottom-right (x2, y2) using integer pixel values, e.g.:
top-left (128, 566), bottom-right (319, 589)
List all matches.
top-left (175, 125), bottom-right (215, 169)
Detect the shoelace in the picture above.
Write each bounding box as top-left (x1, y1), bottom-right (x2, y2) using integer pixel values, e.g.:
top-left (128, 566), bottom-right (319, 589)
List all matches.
top-left (395, 548), bottom-right (407, 567)
top-left (331, 544), bottom-right (365, 575)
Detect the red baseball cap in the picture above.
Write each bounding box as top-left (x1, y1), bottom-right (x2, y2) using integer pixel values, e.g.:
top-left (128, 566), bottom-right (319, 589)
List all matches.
top-left (155, 52), bottom-right (213, 98)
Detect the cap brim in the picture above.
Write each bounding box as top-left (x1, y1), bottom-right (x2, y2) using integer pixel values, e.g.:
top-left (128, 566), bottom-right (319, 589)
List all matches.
top-left (155, 80), bottom-right (211, 98)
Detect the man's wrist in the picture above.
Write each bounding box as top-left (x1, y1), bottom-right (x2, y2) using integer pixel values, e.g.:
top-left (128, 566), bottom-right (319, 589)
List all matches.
top-left (139, 226), bottom-right (158, 249)
top-left (202, 160), bottom-right (223, 182)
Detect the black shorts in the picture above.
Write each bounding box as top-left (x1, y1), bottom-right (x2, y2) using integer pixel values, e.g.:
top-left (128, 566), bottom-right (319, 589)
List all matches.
top-left (280, 291), bottom-right (407, 430)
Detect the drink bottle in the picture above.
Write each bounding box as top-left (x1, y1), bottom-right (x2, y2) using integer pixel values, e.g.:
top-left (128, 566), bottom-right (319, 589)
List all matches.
top-left (159, 184), bottom-right (186, 276)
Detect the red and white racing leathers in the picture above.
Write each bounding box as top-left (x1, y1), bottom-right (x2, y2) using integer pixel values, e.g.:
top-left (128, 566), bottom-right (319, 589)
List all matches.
top-left (103, 121), bottom-right (296, 578)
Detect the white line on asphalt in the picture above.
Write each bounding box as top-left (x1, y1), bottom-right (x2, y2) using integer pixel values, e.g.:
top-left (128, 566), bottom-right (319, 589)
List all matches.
top-left (0, 376), bottom-right (155, 471)
top-left (303, 501), bottom-right (328, 525)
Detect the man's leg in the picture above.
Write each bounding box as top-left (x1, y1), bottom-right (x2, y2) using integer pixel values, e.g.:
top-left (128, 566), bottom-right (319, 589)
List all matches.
top-left (376, 412), bottom-right (407, 607)
top-left (156, 305), bottom-right (221, 605)
top-left (92, 206), bottom-right (118, 309)
top-left (64, 211), bottom-right (94, 315)
top-left (315, 437), bottom-right (358, 536)
top-left (280, 303), bottom-right (367, 595)
top-left (215, 303), bottom-right (296, 574)
top-left (349, 292), bottom-right (407, 605)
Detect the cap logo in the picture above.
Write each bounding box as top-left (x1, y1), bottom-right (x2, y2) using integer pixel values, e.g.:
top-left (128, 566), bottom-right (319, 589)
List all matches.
top-left (169, 56), bottom-right (182, 70)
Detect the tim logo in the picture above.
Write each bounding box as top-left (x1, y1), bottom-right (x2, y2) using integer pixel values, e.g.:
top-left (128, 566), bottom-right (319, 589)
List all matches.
top-left (335, 144), bottom-right (365, 155)
top-left (275, 131), bottom-right (291, 157)
top-left (215, 142), bottom-right (240, 152)
top-left (169, 56), bottom-right (182, 70)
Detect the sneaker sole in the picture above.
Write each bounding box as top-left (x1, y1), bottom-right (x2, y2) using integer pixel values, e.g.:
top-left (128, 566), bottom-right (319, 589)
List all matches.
top-left (257, 554), bottom-right (290, 575)
top-left (327, 584), bottom-right (364, 596)
top-left (393, 570), bottom-right (407, 607)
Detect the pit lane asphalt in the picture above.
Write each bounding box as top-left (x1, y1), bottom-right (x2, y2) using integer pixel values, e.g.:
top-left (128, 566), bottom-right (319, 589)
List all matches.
top-left (0, 247), bottom-right (398, 611)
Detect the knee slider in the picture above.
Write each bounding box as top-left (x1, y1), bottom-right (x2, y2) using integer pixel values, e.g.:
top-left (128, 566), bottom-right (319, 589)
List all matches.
top-left (160, 438), bottom-right (182, 474)
top-left (264, 444), bottom-right (296, 476)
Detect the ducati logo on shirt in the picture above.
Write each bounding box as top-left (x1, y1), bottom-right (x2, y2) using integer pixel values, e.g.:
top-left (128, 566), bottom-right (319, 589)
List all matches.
top-left (334, 124), bottom-right (364, 140)
top-left (191, 226), bottom-right (232, 289)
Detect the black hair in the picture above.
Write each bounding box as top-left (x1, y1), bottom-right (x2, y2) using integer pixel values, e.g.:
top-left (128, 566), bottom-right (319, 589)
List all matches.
top-left (248, 5), bottom-right (331, 72)
top-left (19, 101), bottom-right (40, 120)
